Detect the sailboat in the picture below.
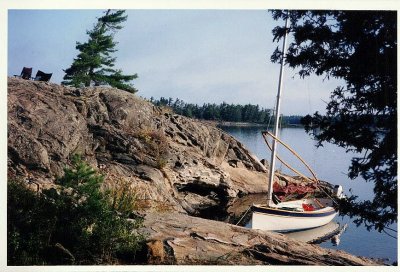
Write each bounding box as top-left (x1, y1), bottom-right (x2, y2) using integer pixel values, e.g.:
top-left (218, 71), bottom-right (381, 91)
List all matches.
top-left (250, 12), bottom-right (341, 232)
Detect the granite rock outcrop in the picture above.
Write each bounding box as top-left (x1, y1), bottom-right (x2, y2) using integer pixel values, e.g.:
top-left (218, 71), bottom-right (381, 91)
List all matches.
top-left (7, 77), bottom-right (378, 265)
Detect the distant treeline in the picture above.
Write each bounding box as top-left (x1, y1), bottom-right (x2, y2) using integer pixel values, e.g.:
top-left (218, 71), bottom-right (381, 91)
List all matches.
top-left (150, 97), bottom-right (303, 126)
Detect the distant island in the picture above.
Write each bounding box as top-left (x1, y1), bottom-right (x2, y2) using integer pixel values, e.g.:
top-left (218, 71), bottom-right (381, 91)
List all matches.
top-left (149, 97), bottom-right (304, 127)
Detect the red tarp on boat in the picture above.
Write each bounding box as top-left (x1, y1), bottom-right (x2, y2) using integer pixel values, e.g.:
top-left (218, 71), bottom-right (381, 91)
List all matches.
top-left (273, 182), bottom-right (317, 200)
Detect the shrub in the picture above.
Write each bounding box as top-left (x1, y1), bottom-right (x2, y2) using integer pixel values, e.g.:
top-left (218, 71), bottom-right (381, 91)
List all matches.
top-left (8, 154), bottom-right (146, 265)
top-left (7, 180), bottom-right (57, 265)
top-left (137, 128), bottom-right (169, 169)
top-left (104, 177), bottom-right (139, 217)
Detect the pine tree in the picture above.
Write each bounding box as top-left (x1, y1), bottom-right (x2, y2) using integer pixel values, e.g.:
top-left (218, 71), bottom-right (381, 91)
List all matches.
top-left (62, 10), bottom-right (138, 93)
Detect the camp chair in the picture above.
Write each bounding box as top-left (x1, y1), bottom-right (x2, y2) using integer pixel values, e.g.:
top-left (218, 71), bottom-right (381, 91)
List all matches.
top-left (14, 67), bottom-right (33, 80)
top-left (33, 70), bottom-right (52, 82)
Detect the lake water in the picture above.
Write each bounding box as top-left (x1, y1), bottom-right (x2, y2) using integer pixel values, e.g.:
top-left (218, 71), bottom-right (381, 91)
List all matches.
top-left (220, 126), bottom-right (398, 264)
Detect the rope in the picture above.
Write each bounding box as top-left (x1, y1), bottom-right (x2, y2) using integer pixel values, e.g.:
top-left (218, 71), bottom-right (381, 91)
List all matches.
top-left (317, 185), bottom-right (339, 205)
top-left (236, 206), bottom-right (251, 226)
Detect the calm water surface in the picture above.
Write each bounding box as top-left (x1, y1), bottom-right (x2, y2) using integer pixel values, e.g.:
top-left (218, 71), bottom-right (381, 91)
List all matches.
top-left (221, 126), bottom-right (398, 264)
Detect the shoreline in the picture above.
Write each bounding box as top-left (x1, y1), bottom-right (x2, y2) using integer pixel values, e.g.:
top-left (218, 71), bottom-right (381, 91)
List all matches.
top-left (200, 120), bottom-right (304, 128)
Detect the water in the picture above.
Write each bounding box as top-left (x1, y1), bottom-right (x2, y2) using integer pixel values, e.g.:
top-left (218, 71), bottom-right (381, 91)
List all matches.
top-left (220, 126), bottom-right (398, 264)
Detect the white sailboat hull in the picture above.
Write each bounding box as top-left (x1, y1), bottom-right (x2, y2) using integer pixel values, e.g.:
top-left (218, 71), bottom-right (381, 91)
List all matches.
top-left (251, 198), bottom-right (337, 232)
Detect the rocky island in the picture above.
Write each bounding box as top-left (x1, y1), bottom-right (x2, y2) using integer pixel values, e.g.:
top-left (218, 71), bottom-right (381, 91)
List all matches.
top-left (7, 77), bottom-right (378, 265)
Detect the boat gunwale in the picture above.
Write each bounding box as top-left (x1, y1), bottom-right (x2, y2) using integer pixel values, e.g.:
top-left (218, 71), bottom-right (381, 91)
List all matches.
top-left (251, 204), bottom-right (337, 217)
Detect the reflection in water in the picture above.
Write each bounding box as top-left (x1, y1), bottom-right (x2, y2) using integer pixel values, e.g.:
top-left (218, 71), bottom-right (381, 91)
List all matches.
top-left (284, 221), bottom-right (340, 243)
top-left (285, 222), bottom-right (348, 246)
top-left (330, 224), bottom-right (348, 246)
top-left (246, 220), bottom-right (347, 246)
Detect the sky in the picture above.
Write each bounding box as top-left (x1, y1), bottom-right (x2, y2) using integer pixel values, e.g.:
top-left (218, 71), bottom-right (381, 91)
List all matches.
top-left (8, 9), bottom-right (347, 116)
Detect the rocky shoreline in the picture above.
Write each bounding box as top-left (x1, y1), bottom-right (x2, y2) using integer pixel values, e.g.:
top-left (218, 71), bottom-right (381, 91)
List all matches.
top-left (7, 77), bottom-right (379, 265)
top-left (142, 212), bottom-right (378, 265)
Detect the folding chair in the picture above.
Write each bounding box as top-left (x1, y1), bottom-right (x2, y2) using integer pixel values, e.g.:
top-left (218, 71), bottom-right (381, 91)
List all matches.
top-left (14, 67), bottom-right (33, 80)
top-left (33, 70), bottom-right (52, 82)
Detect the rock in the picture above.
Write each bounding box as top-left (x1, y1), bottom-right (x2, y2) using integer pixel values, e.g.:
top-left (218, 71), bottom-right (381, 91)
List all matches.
top-left (8, 77), bottom-right (272, 215)
top-left (146, 240), bottom-right (165, 264)
top-left (142, 212), bottom-right (379, 265)
top-left (8, 123), bottom-right (50, 172)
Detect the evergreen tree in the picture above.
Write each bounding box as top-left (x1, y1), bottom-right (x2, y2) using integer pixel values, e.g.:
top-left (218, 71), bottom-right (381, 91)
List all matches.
top-left (151, 97), bottom-right (276, 124)
top-left (62, 10), bottom-right (138, 93)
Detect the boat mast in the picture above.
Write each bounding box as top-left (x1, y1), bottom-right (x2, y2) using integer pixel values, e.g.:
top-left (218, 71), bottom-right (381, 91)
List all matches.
top-left (267, 11), bottom-right (290, 207)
